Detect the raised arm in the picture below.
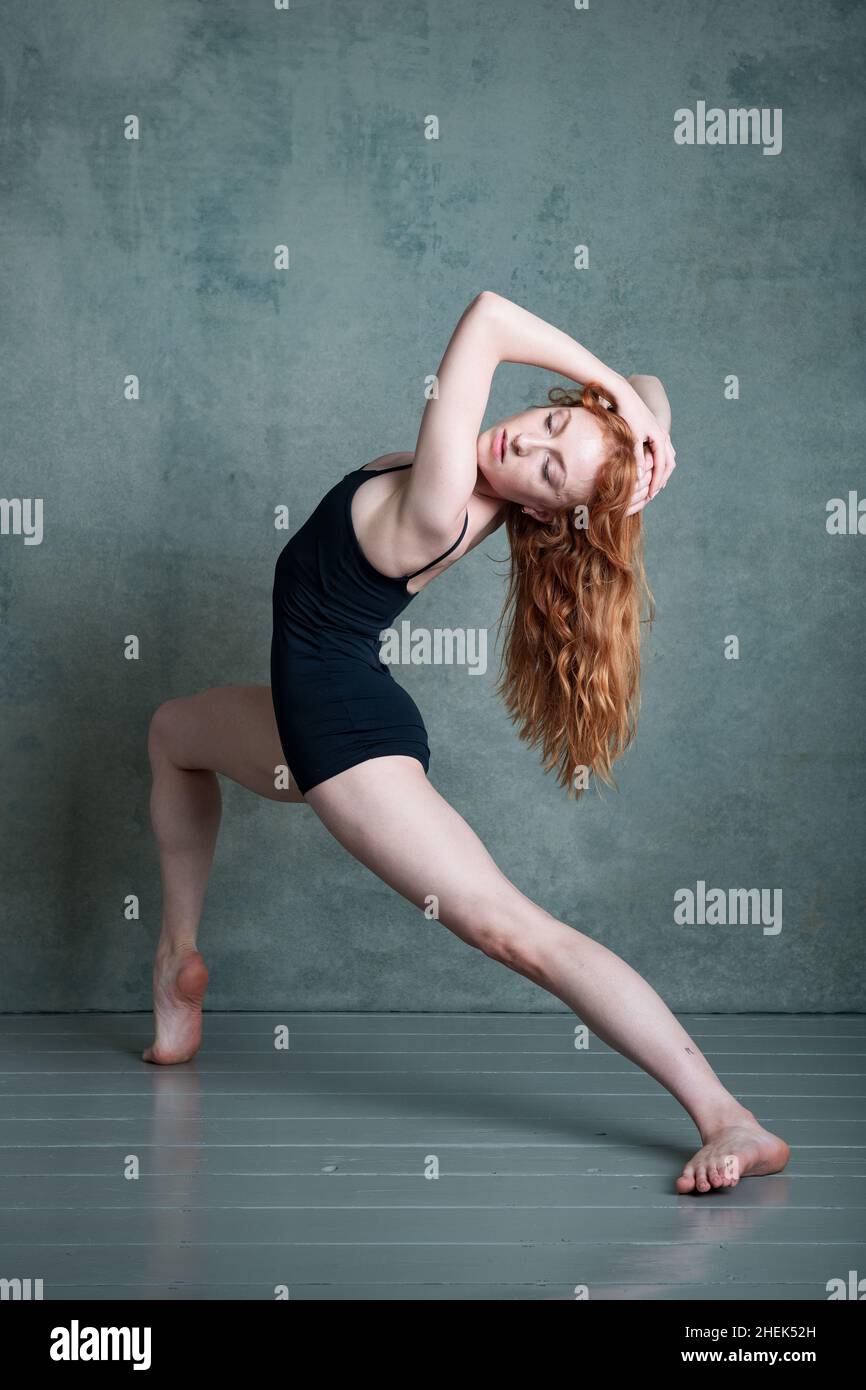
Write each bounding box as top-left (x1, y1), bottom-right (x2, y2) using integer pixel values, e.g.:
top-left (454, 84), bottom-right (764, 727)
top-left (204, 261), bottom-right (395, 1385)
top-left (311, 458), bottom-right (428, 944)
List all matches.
top-left (401, 291), bottom-right (673, 540)
top-left (398, 293), bottom-right (498, 545)
top-left (483, 295), bottom-right (676, 493)
top-left (627, 373), bottom-right (672, 432)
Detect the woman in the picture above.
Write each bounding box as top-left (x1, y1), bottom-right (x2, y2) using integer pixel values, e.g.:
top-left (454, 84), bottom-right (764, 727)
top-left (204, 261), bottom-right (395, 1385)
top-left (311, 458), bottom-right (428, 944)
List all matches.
top-left (145, 291), bottom-right (790, 1196)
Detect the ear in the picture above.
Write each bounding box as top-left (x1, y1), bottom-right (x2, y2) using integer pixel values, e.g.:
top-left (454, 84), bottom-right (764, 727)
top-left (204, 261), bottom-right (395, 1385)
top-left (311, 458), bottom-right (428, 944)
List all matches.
top-left (521, 505), bottom-right (554, 523)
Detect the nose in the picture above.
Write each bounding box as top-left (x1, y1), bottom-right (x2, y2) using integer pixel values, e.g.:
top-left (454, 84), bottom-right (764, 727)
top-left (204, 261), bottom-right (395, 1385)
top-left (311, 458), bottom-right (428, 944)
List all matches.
top-left (513, 433), bottom-right (539, 455)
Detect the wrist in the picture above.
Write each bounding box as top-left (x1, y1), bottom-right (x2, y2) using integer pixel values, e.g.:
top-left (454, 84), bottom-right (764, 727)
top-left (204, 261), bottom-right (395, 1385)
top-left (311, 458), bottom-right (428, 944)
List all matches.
top-left (597, 370), bottom-right (631, 409)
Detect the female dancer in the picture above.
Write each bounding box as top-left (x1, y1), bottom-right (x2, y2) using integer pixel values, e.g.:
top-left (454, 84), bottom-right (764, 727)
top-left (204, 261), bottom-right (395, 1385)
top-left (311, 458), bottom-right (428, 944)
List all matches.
top-left (145, 291), bottom-right (790, 1195)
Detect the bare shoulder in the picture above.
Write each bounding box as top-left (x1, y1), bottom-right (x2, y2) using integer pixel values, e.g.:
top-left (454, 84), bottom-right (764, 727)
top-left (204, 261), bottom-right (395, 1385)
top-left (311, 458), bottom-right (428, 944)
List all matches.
top-left (364, 452), bottom-right (506, 547)
top-left (354, 449), bottom-right (506, 587)
top-left (360, 451), bottom-right (414, 472)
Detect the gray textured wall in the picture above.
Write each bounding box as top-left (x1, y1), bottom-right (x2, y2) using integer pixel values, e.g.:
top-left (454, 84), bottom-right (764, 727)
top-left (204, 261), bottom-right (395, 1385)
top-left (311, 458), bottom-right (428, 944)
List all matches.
top-left (2, 0), bottom-right (864, 1013)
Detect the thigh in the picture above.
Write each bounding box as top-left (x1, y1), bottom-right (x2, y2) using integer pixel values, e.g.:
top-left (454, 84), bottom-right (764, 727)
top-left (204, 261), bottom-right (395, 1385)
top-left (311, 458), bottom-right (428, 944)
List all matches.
top-left (157, 685), bottom-right (306, 804)
top-left (304, 755), bottom-right (530, 945)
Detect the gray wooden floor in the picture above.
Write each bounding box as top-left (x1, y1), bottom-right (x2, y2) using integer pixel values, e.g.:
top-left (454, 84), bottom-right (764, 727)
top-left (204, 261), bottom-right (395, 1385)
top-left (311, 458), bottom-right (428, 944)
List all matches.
top-left (0, 1012), bottom-right (864, 1300)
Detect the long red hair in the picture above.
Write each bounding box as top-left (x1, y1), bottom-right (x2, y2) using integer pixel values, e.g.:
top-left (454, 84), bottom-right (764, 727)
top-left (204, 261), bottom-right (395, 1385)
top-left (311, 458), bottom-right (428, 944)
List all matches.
top-left (495, 381), bottom-right (655, 797)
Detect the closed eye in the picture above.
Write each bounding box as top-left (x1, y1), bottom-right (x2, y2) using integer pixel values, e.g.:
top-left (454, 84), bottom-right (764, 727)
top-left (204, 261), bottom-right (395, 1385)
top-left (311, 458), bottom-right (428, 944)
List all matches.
top-left (543, 411), bottom-right (555, 483)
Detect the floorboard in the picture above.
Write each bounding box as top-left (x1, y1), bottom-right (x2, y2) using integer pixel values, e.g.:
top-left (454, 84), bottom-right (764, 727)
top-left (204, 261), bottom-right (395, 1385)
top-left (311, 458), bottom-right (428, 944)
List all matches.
top-left (0, 1012), bottom-right (863, 1300)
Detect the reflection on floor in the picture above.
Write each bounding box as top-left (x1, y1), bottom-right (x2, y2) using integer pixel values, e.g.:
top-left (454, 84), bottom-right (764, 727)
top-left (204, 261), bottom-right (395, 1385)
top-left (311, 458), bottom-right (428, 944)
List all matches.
top-left (0, 1011), bottom-right (863, 1300)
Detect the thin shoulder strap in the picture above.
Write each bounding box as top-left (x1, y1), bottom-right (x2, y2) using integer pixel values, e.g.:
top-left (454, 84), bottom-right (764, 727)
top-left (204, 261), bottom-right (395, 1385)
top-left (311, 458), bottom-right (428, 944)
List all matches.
top-left (405, 509), bottom-right (469, 580)
top-left (353, 464), bottom-right (468, 581)
top-left (353, 462), bottom-right (413, 478)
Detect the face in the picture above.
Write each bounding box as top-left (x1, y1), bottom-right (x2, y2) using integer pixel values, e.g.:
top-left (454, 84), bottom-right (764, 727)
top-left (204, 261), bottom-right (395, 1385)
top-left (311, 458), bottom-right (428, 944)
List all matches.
top-left (476, 405), bottom-right (608, 521)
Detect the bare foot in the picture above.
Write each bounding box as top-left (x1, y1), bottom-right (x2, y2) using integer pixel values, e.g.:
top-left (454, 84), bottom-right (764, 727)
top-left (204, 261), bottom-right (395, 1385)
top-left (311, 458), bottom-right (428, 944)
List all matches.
top-left (142, 947), bottom-right (209, 1064)
top-left (676, 1106), bottom-right (790, 1194)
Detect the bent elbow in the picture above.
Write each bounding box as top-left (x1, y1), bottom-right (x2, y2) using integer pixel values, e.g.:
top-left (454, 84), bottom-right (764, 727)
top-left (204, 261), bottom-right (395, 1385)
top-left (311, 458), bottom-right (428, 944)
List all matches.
top-left (473, 289), bottom-right (501, 313)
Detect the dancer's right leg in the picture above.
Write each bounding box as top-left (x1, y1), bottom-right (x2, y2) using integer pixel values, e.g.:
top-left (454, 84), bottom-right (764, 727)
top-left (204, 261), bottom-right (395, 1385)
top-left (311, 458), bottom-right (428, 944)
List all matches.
top-left (144, 684), bottom-right (304, 1062)
top-left (304, 757), bottom-right (790, 1195)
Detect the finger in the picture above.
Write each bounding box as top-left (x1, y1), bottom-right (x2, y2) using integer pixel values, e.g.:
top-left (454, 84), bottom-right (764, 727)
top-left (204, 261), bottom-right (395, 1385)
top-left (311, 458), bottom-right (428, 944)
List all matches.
top-left (647, 435), bottom-right (666, 499)
top-left (630, 472), bottom-right (650, 503)
top-left (634, 431), bottom-right (652, 473)
top-left (636, 441), bottom-right (652, 479)
top-left (650, 439), bottom-right (664, 500)
top-left (626, 486), bottom-right (653, 516)
top-left (657, 438), bottom-right (675, 490)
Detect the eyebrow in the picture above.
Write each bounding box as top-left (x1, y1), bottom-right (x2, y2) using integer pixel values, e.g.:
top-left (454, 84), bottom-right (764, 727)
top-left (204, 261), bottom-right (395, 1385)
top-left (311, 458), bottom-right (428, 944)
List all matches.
top-left (548, 409), bottom-right (574, 489)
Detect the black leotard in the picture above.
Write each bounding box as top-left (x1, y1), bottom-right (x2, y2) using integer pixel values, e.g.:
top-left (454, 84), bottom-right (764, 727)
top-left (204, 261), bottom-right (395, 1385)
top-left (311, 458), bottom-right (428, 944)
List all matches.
top-left (270, 463), bottom-right (469, 795)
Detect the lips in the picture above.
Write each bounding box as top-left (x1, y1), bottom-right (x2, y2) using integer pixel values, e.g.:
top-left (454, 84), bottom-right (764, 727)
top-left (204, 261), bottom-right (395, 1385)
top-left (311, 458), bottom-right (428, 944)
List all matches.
top-left (497, 428), bottom-right (507, 462)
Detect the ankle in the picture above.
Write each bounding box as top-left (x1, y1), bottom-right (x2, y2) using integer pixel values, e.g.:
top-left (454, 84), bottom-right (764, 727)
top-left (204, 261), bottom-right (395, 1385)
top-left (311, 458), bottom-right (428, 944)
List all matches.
top-left (155, 936), bottom-right (199, 963)
top-left (695, 1097), bottom-right (755, 1141)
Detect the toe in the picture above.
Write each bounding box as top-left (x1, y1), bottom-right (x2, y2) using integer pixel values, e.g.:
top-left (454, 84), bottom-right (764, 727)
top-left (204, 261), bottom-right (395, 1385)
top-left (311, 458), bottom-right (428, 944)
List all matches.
top-left (696, 1163), bottom-right (711, 1193)
top-left (676, 1165), bottom-right (695, 1194)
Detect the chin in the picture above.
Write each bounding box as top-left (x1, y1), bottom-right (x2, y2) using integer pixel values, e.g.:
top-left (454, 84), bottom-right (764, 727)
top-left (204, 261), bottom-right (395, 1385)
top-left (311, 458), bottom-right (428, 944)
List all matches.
top-left (476, 458), bottom-right (504, 500)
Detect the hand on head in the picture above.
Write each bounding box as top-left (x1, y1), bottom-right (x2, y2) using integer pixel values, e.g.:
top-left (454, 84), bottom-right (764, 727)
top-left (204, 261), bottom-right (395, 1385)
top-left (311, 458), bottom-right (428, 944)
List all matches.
top-left (626, 439), bottom-right (676, 516)
top-left (614, 387), bottom-right (676, 517)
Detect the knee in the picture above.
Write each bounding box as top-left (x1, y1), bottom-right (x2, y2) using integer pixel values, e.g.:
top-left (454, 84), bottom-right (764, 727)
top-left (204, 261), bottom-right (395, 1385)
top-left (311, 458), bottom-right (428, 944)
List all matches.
top-left (480, 930), bottom-right (543, 979)
top-left (462, 900), bottom-right (544, 980)
top-left (148, 697), bottom-right (186, 763)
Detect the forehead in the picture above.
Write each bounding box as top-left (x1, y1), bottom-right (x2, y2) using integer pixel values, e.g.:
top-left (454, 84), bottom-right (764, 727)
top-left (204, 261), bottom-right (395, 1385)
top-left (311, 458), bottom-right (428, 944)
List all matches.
top-left (554, 405), bottom-right (605, 455)
top-left (554, 403), bottom-right (597, 427)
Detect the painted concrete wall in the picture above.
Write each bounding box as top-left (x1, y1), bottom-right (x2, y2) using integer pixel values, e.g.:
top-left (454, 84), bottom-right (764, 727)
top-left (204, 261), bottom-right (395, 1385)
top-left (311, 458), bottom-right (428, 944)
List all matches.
top-left (2, 0), bottom-right (864, 1011)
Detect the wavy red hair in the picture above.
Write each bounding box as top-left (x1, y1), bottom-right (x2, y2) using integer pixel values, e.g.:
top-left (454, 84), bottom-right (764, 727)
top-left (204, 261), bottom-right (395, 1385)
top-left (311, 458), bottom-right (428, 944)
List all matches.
top-left (495, 381), bottom-right (655, 797)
